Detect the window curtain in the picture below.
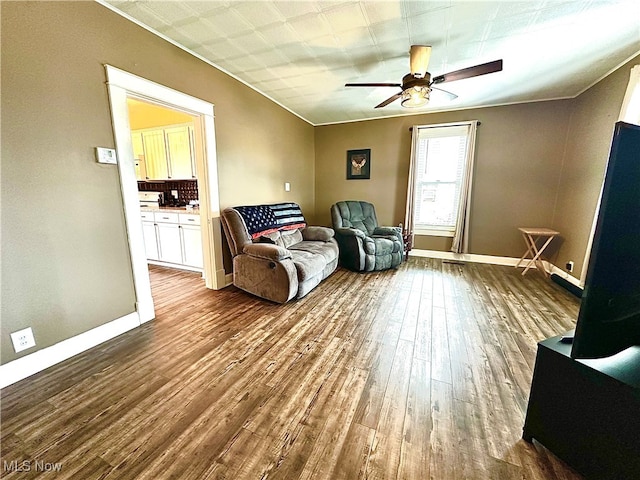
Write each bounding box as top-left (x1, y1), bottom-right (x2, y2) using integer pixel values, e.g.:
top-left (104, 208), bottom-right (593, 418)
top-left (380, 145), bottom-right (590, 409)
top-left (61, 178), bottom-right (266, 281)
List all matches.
top-left (404, 121), bottom-right (478, 254)
top-left (450, 122), bottom-right (477, 253)
top-left (403, 127), bottom-right (420, 248)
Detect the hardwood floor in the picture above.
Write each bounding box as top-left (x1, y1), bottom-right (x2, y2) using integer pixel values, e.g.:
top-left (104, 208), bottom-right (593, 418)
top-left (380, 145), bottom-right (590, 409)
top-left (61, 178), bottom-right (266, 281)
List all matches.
top-left (1, 258), bottom-right (584, 479)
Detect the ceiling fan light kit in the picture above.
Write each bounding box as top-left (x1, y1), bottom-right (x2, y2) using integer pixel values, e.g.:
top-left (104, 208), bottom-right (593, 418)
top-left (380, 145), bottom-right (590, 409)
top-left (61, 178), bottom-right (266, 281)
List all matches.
top-left (346, 45), bottom-right (503, 110)
top-left (401, 86), bottom-right (430, 108)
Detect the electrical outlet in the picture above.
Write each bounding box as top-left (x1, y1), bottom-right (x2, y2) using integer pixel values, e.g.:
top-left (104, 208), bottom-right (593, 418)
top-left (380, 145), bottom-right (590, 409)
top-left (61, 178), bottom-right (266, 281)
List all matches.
top-left (10, 327), bottom-right (36, 353)
top-left (566, 261), bottom-right (574, 273)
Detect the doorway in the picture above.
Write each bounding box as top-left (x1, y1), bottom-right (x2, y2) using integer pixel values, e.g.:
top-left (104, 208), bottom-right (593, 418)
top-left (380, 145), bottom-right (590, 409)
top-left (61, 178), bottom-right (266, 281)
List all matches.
top-left (127, 98), bottom-right (204, 274)
top-left (105, 65), bottom-right (226, 325)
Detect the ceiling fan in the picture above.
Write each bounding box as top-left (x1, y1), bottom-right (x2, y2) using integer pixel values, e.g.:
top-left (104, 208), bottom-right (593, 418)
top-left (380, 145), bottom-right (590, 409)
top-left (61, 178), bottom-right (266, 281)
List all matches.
top-left (345, 46), bottom-right (503, 109)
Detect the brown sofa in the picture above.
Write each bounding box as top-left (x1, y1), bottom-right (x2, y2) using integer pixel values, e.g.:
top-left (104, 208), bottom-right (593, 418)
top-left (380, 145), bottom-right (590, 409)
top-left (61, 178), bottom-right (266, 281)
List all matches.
top-left (221, 203), bottom-right (339, 303)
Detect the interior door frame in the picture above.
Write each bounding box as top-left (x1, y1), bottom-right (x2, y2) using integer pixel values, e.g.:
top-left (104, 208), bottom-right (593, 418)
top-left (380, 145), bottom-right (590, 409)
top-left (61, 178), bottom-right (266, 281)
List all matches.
top-left (105, 65), bottom-right (225, 323)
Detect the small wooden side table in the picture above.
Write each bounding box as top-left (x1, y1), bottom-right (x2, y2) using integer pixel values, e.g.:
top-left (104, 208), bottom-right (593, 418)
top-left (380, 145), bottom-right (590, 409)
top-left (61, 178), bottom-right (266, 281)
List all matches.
top-left (516, 227), bottom-right (559, 276)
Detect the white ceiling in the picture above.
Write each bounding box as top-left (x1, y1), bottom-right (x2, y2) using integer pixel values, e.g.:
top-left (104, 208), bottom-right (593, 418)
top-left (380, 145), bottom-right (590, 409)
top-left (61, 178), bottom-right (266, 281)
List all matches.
top-left (103, 0), bottom-right (640, 126)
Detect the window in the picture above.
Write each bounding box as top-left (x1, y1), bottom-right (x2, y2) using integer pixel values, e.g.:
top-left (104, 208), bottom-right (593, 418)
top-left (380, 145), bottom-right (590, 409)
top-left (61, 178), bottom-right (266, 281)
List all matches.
top-left (412, 123), bottom-right (473, 236)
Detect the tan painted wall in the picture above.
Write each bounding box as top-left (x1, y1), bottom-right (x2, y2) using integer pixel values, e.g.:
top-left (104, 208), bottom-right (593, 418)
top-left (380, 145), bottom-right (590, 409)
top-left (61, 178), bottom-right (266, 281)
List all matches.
top-left (552, 54), bottom-right (640, 280)
top-left (315, 101), bottom-right (572, 258)
top-left (1, 2), bottom-right (314, 365)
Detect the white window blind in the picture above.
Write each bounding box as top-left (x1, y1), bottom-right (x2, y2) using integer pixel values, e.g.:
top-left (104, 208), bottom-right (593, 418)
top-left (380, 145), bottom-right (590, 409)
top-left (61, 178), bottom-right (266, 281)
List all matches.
top-left (413, 124), bottom-right (470, 233)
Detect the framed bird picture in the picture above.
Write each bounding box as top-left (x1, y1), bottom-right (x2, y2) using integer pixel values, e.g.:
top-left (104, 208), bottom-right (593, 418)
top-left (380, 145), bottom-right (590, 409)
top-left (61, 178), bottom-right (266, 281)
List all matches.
top-left (346, 149), bottom-right (371, 180)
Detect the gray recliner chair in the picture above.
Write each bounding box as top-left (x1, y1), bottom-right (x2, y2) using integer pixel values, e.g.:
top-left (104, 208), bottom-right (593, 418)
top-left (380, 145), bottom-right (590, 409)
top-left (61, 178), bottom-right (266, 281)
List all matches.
top-left (330, 200), bottom-right (404, 272)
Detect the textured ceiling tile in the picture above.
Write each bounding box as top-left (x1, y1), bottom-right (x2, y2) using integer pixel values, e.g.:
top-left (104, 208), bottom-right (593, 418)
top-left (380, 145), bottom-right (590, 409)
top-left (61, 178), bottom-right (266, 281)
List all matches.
top-left (323, 3), bottom-right (368, 33)
top-left (407, 10), bottom-right (450, 45)
top-left (401, 1), bottom-right (451, 18)
top-left (361, 1), bottom-right (403, 24)
top-left (116, 3), bottom-right (170, 30)
top-left (201, 7), bottom-right (255, 37)
top-left (143, 2), bottom-right (198, 24)
top-left (251, 48), bottom-right (290, 68)
top-left (227, 31), bottom-right (272, 54)
top-left (484, 13), bottom-right (536, 40)
top-left (273, 1), bottom-right (321, 20)
top-left (199, 39), bottom-right (248, 60)
top-left (106, 0), bottom-right (640, 125)
top-left (344, 45), bottom-right (398, 75)
top-left (288, 13), bottom-right (333, 41)
top-left (258, 21), bottom-right (303, 46)
top-left (369, 18), bottom-right (410, 45)
top-left (274, 42), bottom-right (317, 64)
top-left (308, 34), bottom-right (342, 50)
top-left (516, 0), bottom-right (580, 21)
top-left (182, 1), bottom-right (230, 16)
top-left (276, 72), bottom-right (311, 88)
top-left (231, 2), bottom-right (286, 28)
top-left (450, 2), bottom-right (499, 24)
top-left (154, 26), bottom-right (200, 49)
top-left (243, 66), bottom-right (281, 81)
top-left (226, 54), bottom-right (269, 72)
top-left (334, 26), bottom-right (375, 49)
top-left (496, 1), bottom-right (545, 18)
top-left (173, 18), bottom-right (221, 46)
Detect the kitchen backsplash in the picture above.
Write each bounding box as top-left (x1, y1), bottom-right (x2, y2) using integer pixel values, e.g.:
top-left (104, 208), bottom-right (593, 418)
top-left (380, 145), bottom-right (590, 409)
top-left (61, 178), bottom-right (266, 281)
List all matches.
top-left (138, 180), bottom-right (198, 206)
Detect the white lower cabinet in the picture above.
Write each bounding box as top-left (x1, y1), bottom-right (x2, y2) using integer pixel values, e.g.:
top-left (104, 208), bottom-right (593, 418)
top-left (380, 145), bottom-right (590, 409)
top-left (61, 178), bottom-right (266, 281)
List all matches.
top-left (157, 223), bottom-right (183, 264)
top-left (141, 210), bottom-right (203, 271)
top-left (142, 222), bottom-right (160, 260)
top-left (181, 225), bottom-right (204, 268)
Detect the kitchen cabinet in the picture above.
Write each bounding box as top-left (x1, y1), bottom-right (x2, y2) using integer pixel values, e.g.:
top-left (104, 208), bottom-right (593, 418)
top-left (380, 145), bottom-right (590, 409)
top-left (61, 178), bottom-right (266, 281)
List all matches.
top-left (179, 213), bottom-right (203, 269)
top-left (131, 132), bottom-right (147, 180)
top-left (141, 210), bottom-right (203, 271)
top-left (131, 125), bottom-right (195, 180)
top-left (140, 211), bottom-right (159, 260)
top-left (155, 212), bottom-right (183, 264)
top-left (165, 126), bottom-right (196, 179)
top-left (141, 130), bottom-right (169, 180)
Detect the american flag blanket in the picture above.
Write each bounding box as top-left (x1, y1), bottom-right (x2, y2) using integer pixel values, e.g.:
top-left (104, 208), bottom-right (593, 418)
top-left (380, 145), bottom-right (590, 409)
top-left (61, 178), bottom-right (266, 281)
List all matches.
top-left (234, 203), bottom-right (307, 239)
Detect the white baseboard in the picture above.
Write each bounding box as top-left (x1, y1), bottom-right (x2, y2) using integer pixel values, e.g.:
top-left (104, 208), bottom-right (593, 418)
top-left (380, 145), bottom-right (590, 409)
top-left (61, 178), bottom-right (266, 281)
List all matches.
top-left (147, 260), bottom-right (203, 273)
top-left (409, 249), bottom-right (525, 267)
top-left (0, 312), bottom-right (140, 389)
top-left (225, 272), bottom-right (234, 287)
top-left (409, 249), bottom-right (584, 289)
top-left (546, 262), bottom-right (582, 288)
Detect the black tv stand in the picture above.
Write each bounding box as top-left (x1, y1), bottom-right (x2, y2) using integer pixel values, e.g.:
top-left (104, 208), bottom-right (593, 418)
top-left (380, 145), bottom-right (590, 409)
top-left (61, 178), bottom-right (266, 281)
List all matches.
top-left (523, 336), bottom-right (640, 479)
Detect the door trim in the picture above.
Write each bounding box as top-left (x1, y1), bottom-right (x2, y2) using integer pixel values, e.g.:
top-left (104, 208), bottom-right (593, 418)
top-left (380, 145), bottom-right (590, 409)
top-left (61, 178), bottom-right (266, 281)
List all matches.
top-left (105, 65), bottom-right (224, 323)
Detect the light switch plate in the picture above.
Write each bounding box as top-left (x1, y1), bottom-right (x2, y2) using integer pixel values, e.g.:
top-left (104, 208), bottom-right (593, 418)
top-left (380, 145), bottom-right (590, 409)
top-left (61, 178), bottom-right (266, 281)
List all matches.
top-left (10, 327), bottom-right (36, 353)
top-left (285, 182), bottom-right (291, 192)
top-left (96, 147), bottom-right (117, 164)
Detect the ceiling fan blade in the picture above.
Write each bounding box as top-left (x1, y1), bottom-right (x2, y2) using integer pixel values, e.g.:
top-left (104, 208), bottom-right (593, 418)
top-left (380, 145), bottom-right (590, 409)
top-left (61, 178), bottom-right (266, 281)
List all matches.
top-left (410, 45), bottom-right (432, 78)
top-left (431, 86), bottom-right (458, 100)
top-left (345, 82), bottom-right (402, 87)
top-left (375, 92), bottom-right (402, 108)
top-left (432, 59), bottom-right (503, 85)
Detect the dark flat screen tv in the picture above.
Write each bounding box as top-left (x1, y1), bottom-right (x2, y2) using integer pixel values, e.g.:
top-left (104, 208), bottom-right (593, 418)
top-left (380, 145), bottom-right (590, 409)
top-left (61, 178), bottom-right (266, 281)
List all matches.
top-left (571, 121), bottom-right (640, 359)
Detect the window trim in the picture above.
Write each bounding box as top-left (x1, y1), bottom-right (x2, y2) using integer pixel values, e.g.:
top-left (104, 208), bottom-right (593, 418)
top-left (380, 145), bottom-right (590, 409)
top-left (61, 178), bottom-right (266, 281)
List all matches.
top-left (414, 227), bottom-right (455, 237)
top-left (411, 121), bottom-right (474, 233)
